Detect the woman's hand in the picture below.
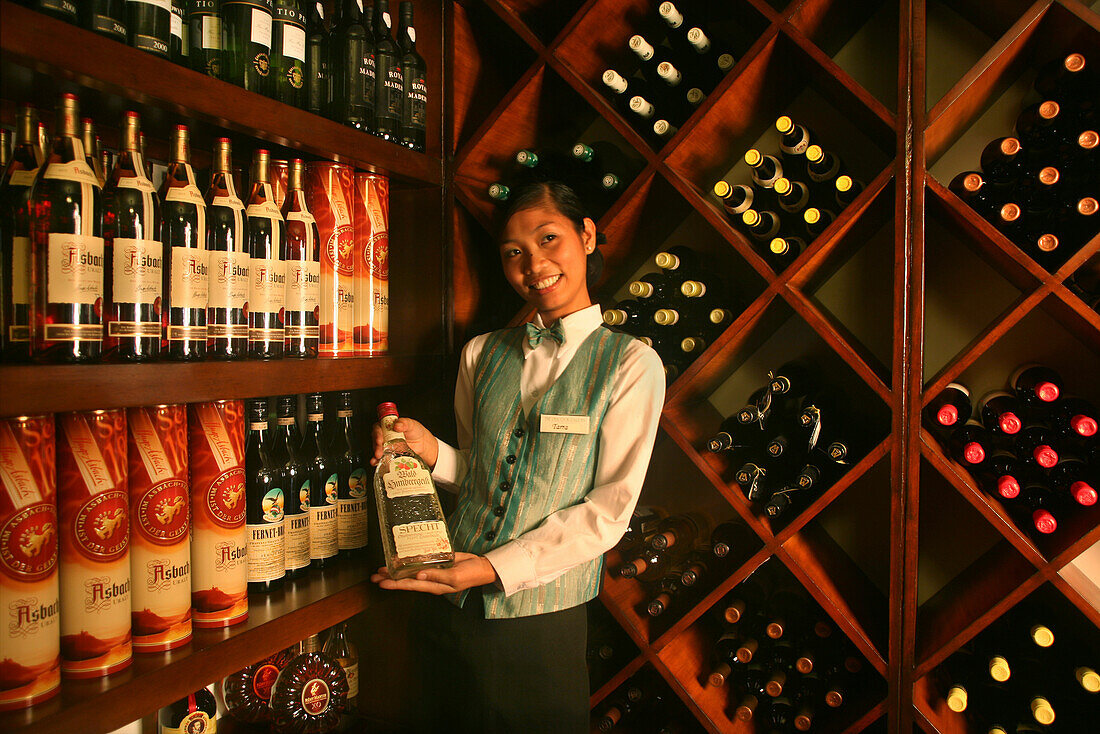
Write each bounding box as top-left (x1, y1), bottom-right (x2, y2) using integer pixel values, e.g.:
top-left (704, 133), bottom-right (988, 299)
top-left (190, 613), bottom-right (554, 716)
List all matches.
top-left (370, 552), bottom-right (499, 595)
top-left (370, 416), bottom-right (439, 468)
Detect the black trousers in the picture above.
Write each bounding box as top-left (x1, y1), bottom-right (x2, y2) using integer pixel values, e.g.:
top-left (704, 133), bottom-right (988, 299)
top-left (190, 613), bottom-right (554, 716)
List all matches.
top-left (410, 590), bottom-right (589, 734)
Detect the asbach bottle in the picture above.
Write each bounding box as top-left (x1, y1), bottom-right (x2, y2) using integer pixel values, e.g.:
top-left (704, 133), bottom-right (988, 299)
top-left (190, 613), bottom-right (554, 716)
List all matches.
top-left (205, 138), bottom-right (249, 359)
top-left (1, 103), bottom-right (43, 361)
top-left (282, 159), bottom-right (320, 357)
top-left (245, 149), bottom-right (286, 359)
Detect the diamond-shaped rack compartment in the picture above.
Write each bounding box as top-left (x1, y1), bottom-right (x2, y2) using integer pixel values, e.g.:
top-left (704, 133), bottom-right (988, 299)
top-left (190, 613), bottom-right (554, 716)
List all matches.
top-left (492, 0), bottom-right (588, 46)
top-left (913, 457), bottom-right (1042, 673)
top-left (915, 583), bottom-right (1100, 734)
top-left (926, 1), bottom-right (1100, 276)
top-left (589, 662), bottom-right (709, 733)
top-left (656, 556), bottom-right (887, 734)
top-left (785, 177), bottom-right (897, 391)
top-left (454, 63), bottom-right (650, 225)
top-left (596, 170), bottom-right (770, 386)
top-left (787, 0), bottom-right (900, 112)
top-left (451, 194), bottom-right (526, 341)
top-left (663, 29), bottom-right (895, 279)
top-left (586, 599), bottom-right (643, 698)
top-left (451, 0), bottom-right (540, 153)
top-left (662, 296), bottom-right (893, 540)
top-left (924, 0), bottom-right (1041, 113)
top-left (601, 432), bottom-right (767, 649)
top-left (1057, 537), bottom-right (1100, 625)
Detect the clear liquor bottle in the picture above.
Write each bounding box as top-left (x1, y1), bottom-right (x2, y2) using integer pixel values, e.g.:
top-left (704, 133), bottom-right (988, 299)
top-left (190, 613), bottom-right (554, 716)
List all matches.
top-left (204, 138), bottom-right (249, 359)
top-left (373, 402), bottom-right (455, 579)
top-left (322, 621), bottom-right (359, 714)
top-left (1, 103), bottom-right (43, 362)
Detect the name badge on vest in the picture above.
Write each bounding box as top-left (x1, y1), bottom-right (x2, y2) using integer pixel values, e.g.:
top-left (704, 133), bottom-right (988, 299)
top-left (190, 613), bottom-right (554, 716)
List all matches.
top-left (540, 414), bottom-right (591, 434)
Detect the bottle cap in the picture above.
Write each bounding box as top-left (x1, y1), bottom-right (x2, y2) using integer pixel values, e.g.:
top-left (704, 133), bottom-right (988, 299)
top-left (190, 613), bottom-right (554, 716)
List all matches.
top-left (1031, 624), bottom-right (1054, 647)
top-left (680, 337), bottom-right (702, 353)
top-left (1070, 414), bottom-right (1098, 436)
top-left (1078, 196), bottom-right (1098, 215)
top-left (571, 143), bottom-right (594, 161)
top-left (647, 593), bottom-right (670, 616)
top-left (1030, 697), bottom-right (1055, 725)
top-left (766, 619), bottom-right (785, 638)
top-left (836, 174), bottom-right (853, 192)
top-left (1035, 380), bottom-right (1059, 402)
top-left (1070, 481), bottom-right (1098, 507)
top-left (628, 281), bottom-right (654, 298)
top-left (765, 671), bottom-right (786, 697)
top-left (996, 475), bottom-right (1021, 499)
top-left (376, 402), bottom-right (398, 418)
top-left (1076, 666), bottom-right (1100, 692)
top-left (713, 180), bottom-right (732, 198)
top-left (723, 598), bottom-right (745, 623)
top-left (1000, 202), bottom-right (1021, 222)
top-left (681, 280), bottom-right (705, 297)
top-left (737, 637), bottom-right (758, 662)
top-left (515, 149), bottom-right (537, 167)
top-left (653, 308), bottom-right (679, 326)
top-left (1064, 52), bottom-right (1086, 72)
top-left (776, 115), bottom-right (794, 134)
top-left (1033, 444), bottom-right (1058, 468)
top-left (963, 173), bottom-right (983, 192)
top-left (742, 209), bottom-right (760, 226)
top-left (1039, 100), bottom-right (1060, 120)
top-left (735, 695), bottom-right (758, 721)
top-left (988, 656), bottom-right (1011, 682)
top-left (963, 442), bottom-right (985, 464)
top-left (998, 412), bottom-right (1021, 434)
top-left (709, 308), bottom-right (730, 325)
top-left (601, 174), bottom-right (620, 190)
top-left (936, 404), bottom-right (959, 426)
top-left (1038, 166), bottom-right (1059, 185)
top-left (1000, 137), bottom-right (1021, 156)
top-left (805, 144), bottom-right (824, 163)
top-left (707, 662), bottom-right (731, 687)
top-left (795, 655), bottom-right (814, 674)
top-left (946, 685), bottom-right (968, 712)
top-left (654, 251), bottom-right (680, 270)
top-left (744, 148), bottom-right (762, 166)
top-left (602, 309), bottom-right (624, 326)
top-left (488, 183), bottom-right (509, 200)
top-left (770, 237), bottom-right (789, 255)
top-left (602, 69), bottom-right (627, 93)
top-left (1032, 509), bottom-right (1057, 534)
top-left (804, 208), bottom-right (821, 225)
top-left (1079, 131), bottom-right (1099, 150)
top-left (825, 688), bottom-right (844, 708)
top-left (773, 177), bottom-right (791, 195)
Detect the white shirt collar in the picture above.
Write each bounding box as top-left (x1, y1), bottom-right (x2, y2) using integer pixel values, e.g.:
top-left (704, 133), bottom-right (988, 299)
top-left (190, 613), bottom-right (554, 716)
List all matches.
top-left (522, 304), bottom-right (603, 359)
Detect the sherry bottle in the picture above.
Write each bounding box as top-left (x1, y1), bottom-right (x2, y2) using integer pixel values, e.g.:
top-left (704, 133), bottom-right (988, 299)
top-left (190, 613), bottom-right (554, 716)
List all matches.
top-left (372, 0), bottom-right (404, 141)
top-left (1, 103), bottom-right (43, 362)
top-left (282, 159), bottom-right (320, 358)
top-left (306, 1), bottom-right (331, 115)
top-left (35, 0), bottom-right (78, 24)
top-left (30, 93), bottom-right (105, 363)
top-left (331, 391), bottom-right (369, 555)
top-left (86, 0), bottom-right (127, 43)
top-left (245, 398), bottom-right (286, 592)
top-left (127, 0), bottom-right (172, 58)
top-left (205, 138), bottom-right (249, 359)
top-left (187, 0), bottom-right (222, 77)
top-left (397, 1), bottom-right (427, 151)
top-left (302, 393), bottom-right (339, 567)
top-left (374, 401), bottom-right (455, 579)
top-left (245, 149), bottom-right (286, 359)
top-left (222, 0), bottom-right (275, 96)
top-left (330, 0), bottom-right (373, 129)
top-left (269, 396), bottom-right (311, 579)
top-left (159, 124), bottom-right (208, 361)
top-left (273, 0), bottom-right (308, 108)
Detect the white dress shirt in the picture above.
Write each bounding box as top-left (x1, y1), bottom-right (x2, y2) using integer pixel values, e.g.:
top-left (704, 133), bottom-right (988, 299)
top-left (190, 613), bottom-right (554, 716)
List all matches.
top-left (432, 304), bottom-right (666, 597)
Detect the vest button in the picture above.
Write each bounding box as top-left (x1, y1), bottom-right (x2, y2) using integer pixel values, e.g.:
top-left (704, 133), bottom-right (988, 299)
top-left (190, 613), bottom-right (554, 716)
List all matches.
top-left (499, 481), bottom-right (511, 492)
top-left (485, 530), bottom-right (497, 541)
top-left (493, 506), bottom-right (506, 517)
top-left (513, 428), bottom-right (525, 438)
top-left (505, 454), bottom-right (517, 464)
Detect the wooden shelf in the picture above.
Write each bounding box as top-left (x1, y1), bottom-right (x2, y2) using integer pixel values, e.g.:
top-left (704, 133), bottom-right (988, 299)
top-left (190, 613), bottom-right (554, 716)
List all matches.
top-left (0, 354), bottom-right (443, 416)
top-left (0, 1), bottom-right (442, 186)
top-left (0, 562), bottom-right (381, 734)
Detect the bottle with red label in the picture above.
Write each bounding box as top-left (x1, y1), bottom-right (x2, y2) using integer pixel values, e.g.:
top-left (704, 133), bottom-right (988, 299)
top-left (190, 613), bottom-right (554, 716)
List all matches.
top-left (224, 647), bottom-right (295, 723)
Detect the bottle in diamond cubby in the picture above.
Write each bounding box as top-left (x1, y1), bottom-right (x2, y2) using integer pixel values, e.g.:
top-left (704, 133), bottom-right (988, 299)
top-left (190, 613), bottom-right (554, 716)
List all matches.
top-left (925, 383), bottom-right (973, 435)
top-left (773, 177), bottom-right (811, 221)
top-left (188, 0), bottom-right (222, 77)
top-left (330, 0), bottom-right (373, 128)
top-left (1049, 453), bottom-right (1098, 507)
top-left (306, 1), bottom-right (331, 115)
top-left (159, 125), bottom-right (208, 361)
top-left (205, 138), bottom-right (249, 358)
top-left (374, 402), bottom-right (455, 580)
top-left (1015, 100), bottom-right (1072, 152)
top-left (745, 149), bottom-right (784, 190)
top-left (85, 1), bottom-right (127, 44)
top-left (103, 111), bottom-right (162, 361)
top-left (647, 512), bottom-right (709, 552)
top-left (1014, 419), bottom-right (1061, 471)
top-left (768, 235), bottom-right (805, 270)
top-left (30, 93), bottom-right (105, 363)
top-left (272, 0), bottom-right (307, 108)
top-left (949, 171), bottom-right (996, 218)
top-left (372, 0), bottom-right (404, 141)
top-left (804, 144), bottom-right (844, 197)
top-left (269, 396), bottom-right (311, 579)
top-left (331, 392), bottom-right (369, 555)
top-left (1, 104), bottom-right (43, 362)
top-left (245, 399), bottom-right (286, 593)
top-left (603, 298), bottom-right (657, 337)
top-left (713, 180), bottom-right (755, 220)
top-left (126, 0), bottom-right (171, 58)
top-left (946, 420), bottom-right (992, 468)
top-left (282, 159), bottom-right (320, 358)
top-left (223, 0), bottom-right (275, 95)
top-left (246, 149), bottom-right (286, 358)
top-left (1051, 397), bottom-right (1098, 440)
top-left (977, 390), bottom-right (1025, 436)
top-left (302, 393), bottom-right (338, 567)
top-left (397, 1), bottom-right (427, 151)
top-left (980, 137), bottom-right (1026, 188)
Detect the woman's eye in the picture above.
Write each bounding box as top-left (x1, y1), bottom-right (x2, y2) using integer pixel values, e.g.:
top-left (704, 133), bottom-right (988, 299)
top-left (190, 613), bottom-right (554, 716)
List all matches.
top-left (542, 233), bottom-right (557, 244)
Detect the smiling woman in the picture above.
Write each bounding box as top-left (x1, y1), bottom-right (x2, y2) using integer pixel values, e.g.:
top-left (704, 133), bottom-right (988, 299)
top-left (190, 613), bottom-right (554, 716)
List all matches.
top-left (369, 181), bottom-right (665, 733)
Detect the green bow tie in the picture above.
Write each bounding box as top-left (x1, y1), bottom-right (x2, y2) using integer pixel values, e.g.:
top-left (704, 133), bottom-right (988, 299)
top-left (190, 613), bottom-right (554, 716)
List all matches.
top-left (526, 320), bottom-right (565, 349)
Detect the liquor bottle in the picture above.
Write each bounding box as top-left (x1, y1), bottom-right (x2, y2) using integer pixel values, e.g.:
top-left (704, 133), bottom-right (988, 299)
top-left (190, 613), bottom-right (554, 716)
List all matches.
top-left (331, 391), bottom-right (369, 555)
top-left (1015, 100), bottom-right (1069, 151)
top-left (86, 1), bottom-right (127, 44)
top-left (127, 0), bottom-right (171, 58)
top-left (223, 0), bottom-right (275, 96)
top-left (372, 0), bottom-right (404, 141)
top-left (281, 159), bottom-right (320, 357)
top-left (713, 180), bottom-right (755, 219)
top-left (949, 171), bottom-right (996, 217)
top-left (245, 149), bottom-right (286, 359)
top-left (1049, 454), bottom-right (1098, 506)
top-left (158, 688), bottom-right (218, 734)
top-left (35, 0), bottom-right (78, 24)
top-left (158, 124), bottom-right (208, 361)
top-left (306, 1), bottom-right (331, 115)
top-left (205, 138), bottom-right (249, 358)
top-left (170, 0), bottom-right (189, 65)
top-left (223, 648), bottom-right (294, 722)
top-left (745, 149), bottom-right (783, 189)
top-left (804, 144), bottom-right (843, 194)
top-left (81, 118), bottom-right (105, 187)
top-left (188, 0), bottom-right (222, 77)
top-left (980, 137), bottom-right (1025, 188)
top-left (775, 116), bottom-right (814, 175)
top-left (926, 383), bottom-right (973, 433)
top-left (977, 391), bottom-right (1024, 436)
top-left (269, 396), bottom-right (311, 579)
top-left (648, 512), bottom-right (709, 551)
top-left (245, 399), bottom-right (286, 592)
top-left (322, 622), bottom-right (359, 713)
top-left (834, 174), bottom-right (864, 209)
top-left (710, 519), bottom-right (754, 560)
top-left (768, 236), bottom-right (805, 270)
top-left (773, 177), bottom-right (811, 220)
top-left (803, 206), bottom-right (836, 239)
top-left (1052, 397), bottom-right (1098, 439)
top-left (330, 0), bottom-right (372, 128)
top-left (397, 1), bottom-right (427, 151)
top-left (31, 93), bottom-right (105, 363)
top-left (1011, 364), bottom-right (1063, 406)
top-left (374, 402), bottom-right (455, 579)
top-left (268, 650), bottom-right (350, 732)
top-left (741, 208), bottom-right (781, 242)
top-left (273, 0), bottom-right (307, 108)
top-left (1, 104), bottom-right (42, 362)
top-left (1034, 52), bottom-right (1090, 101)
top-left (301, 393), bottom-right (338, 566)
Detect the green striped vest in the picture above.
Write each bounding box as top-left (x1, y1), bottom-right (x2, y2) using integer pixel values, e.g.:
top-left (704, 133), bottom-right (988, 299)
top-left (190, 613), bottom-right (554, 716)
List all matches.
top-left (449, 324), bottom-right (634, 618)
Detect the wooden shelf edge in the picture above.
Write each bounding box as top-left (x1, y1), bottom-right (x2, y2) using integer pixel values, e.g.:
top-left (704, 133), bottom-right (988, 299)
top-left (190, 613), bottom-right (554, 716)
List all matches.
top-left (0, 2), bottom-right (442, 186)
top-left (0, 354), bottom-right (442, 416)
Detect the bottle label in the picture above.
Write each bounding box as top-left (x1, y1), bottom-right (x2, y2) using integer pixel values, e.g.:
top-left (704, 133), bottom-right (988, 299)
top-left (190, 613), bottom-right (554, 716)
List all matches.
top-left (337, 498), bottom-right (368, 549)
top-left (301, 678), bottom-right (330, 715)
top-left (128, 0), bottom-right (172, 10)
top-left (286, 509), bottom-right (311, 571)
top-left (404, 75), bottom-right (427, 130)
top-left (8, 169), bottom-right (38, 187)
top-left (110, 238), bottom-right (163, 305)
top-left (170, 247), bottom-right (209, 309)
top-left (43, 153), bottom-right (100, 187)
top-left (249, 257), bottom-right (285, 314)
top-left (160, 711), bottom-right (214, 734)
top-left (252, 7), bottom-right (273, 49)
top-left (208, 250), bottom-right (249, 309)
top-left (282, 23), bottom-right (306, 62)
top-left (117, 172), bottom-right (158, 195)
top-left (92, 14), bottom-right (127, 39)
top-left (247, 517), bottom-right (285, 582)
top-left (165, 181), bottom-right (206, 207)
top-left (393, 521), bottom-right (452, 558)
top-left (383, 458), bottom-right (434, 498)
top-left (11, 236), bottom-right (31, 306)
top-left (285, 260), bottom-right (320, 314)
top-left (309, 503), bottom-right (338, 559)
top-left (379, 60), bottom-right (405, 118)
top-left (341, 660), bottom-right (359, 699)
top-left (202, 16), bottom-right (222, 49)
top-left (47, 233), bottom-right (105, 305)
top-left (171, 11), bottom-right (183, 40)
top-left (134, 32), bottom-right (170, 56)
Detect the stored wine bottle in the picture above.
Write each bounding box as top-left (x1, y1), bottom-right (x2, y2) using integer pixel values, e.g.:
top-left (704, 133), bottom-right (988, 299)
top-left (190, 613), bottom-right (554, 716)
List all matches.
top-left (397, 1), bottom-right (427, 151)
top-left (980, 137), bottom-right (1025, 188)
top-left (245, 398), bottom-right (286, 592)
top-left (1034, 52), bottom-right (1090, 101)
top-left (949, 420), bottom-right (992, 466)
top-left (772, 177), bottom-right (811, 219)
top-left (1015, 100), bottom-right (1069, 151)
top-left (603, 298), bottom-right (657, 337)
top-left (926, 383), bottom-right (973, 432)
top-left (372, 0), bottom-right (404, 140)
top-left (1052, 397), bottom-right (1098, 439)
top-left (775, 116), bottom-right (814, 180)
top-left (305, 1), bottom-right (331, 114)
top-left (86, 1), bottom-right (127, 43)
top-left (31, 94), bottom-right (105, 363)
top-left (629, 34), bottom-right (686, 84)
top-left (977, 449), bottom-right (1023, 500)
top-left (741, 208), bottom-right (781, 242)
top-left (619, 545), bottom-right (680, 581)
top-left (834, 174), bottom-right (864, 209)
top-left (188, 0), bottom-right (222, 77)
top-left (1012, 364), bottom-right (1063, 406)
top-left (1049, 453), bottom-right (1098, 506)
top-left (127, 0), bottom-right (171, 58)
top-left (648, 512), bottom-right (709, 551)
top-left (273, 0), bottom-right (307, 108)
top-left (803, 206), bottom-right (836, 239)
top-left (170, 0), bottom-right (189, 65)
top-left (35, 0), bottom-right (79, 24)
top-left (685, 26), bottom-right (735, 81)
top-left (804, 144), bottom-right (843, 194)
top-left (949, 171), bottom-right (996, 217)
top-left (713, 180), bottom-right (755, 219)
top-left (223, 0), bottom-right (275, 96)
top-left (268, 396), bottom-right (311, 579)
top-left (710, 519), bottom-right (754, 560)
top-left (158, 687), bottom-right (218, 733)
top-left (159, 124), bottom-right (208, 361)
top-left (977, 390), bottom-right (1024, 435)
top-left (769, 236), bottom-right (804, 270)
top-left (245, 149), bottom-right (286, 359)
top-left (646, 567), bottom-right (686, 616)
top-left (331, 391), bottom-right (369, 555)
top-left (205, 138), bottom-right (249, 359)
top-left (301, 393), bottom-right (338, 566)
top-left (1017, 480), bottom-right (1060, 534)
top-left (281, 159), bottom-right (320, 357)
top-left (1, 103), bottom-right (43, 362)
top-left (745, 149), bottom-right (783, 189)
top-left (601, 69), bottom-right (647, 115)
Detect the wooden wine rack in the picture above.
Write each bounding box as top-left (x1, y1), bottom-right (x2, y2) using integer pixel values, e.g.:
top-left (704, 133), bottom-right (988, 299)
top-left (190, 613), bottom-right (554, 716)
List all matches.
top-left (449, 1), bottom-right (1100, 733)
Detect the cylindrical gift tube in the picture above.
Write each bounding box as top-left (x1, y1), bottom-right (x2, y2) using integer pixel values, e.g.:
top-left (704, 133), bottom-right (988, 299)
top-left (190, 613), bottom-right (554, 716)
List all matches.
top-left (305, 162), bottom-right (357, 358)
top-left (352, 172), bottom-right (389, 355)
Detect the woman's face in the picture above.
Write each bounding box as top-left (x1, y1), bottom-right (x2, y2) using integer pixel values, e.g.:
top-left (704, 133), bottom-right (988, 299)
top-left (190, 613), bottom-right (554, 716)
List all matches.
top-left (499, 203), bottom-right (596, 324)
